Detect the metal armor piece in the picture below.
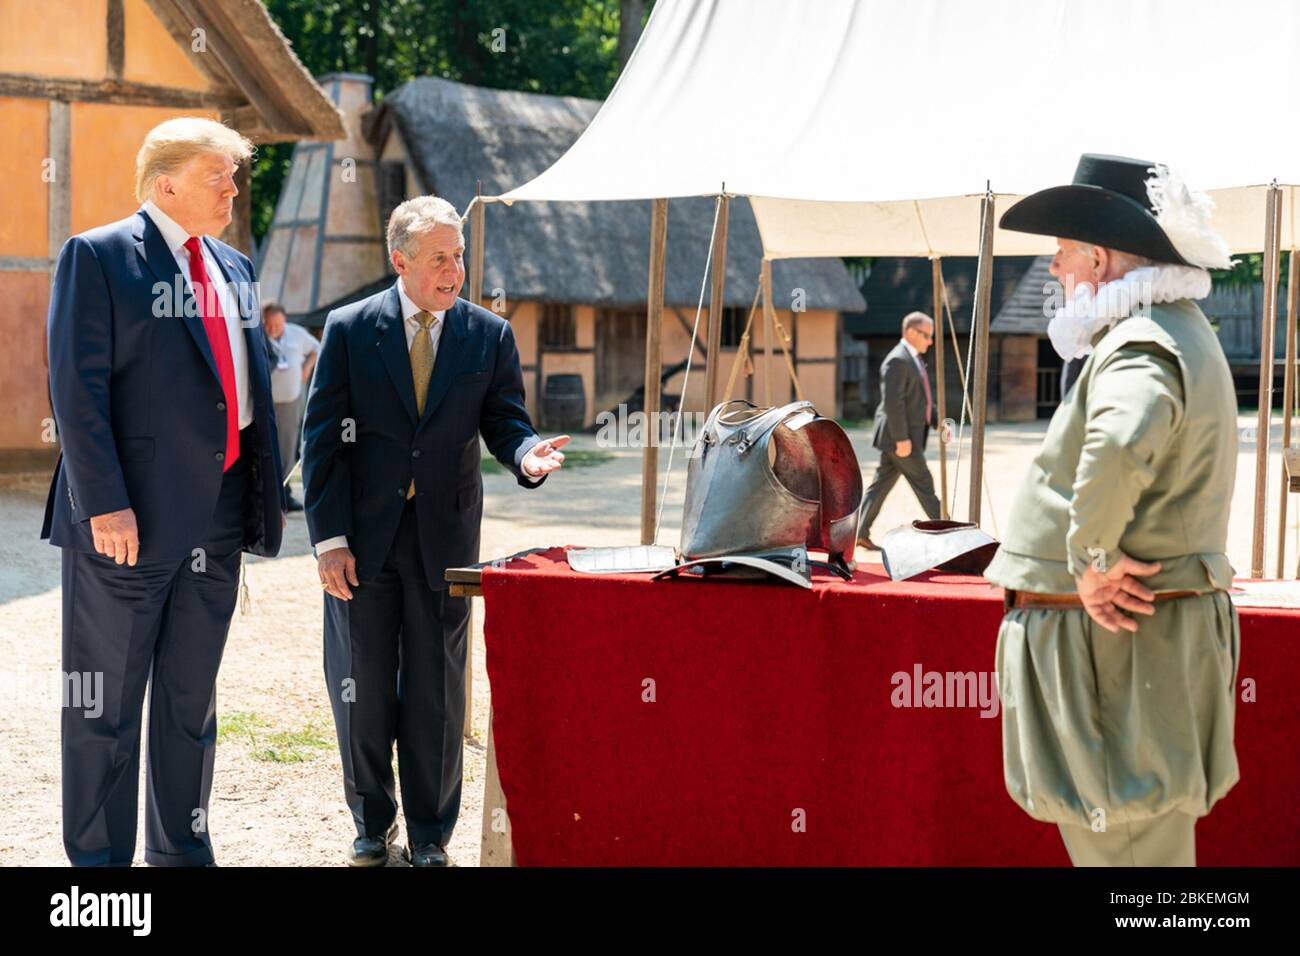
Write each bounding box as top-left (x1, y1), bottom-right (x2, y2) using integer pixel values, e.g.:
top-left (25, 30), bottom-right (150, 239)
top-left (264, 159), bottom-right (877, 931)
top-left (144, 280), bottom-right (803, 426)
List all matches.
top-left (879, 519), bottom-right (999, 581)
top-left (653, 546), bottom-right (815, 589)
top-left (678, 399), bottom-right (864, 570)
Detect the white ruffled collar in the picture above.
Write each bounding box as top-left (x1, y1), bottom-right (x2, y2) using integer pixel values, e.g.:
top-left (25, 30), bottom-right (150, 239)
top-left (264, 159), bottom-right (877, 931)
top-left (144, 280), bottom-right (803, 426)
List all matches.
top-left (1047, 264), bottom-right (1212, 361)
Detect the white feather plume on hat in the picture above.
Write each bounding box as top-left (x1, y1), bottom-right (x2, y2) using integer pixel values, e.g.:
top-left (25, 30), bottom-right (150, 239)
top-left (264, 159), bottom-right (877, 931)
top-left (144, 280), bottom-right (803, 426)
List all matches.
top-left (1145, 164), bottom-right (1233, 270)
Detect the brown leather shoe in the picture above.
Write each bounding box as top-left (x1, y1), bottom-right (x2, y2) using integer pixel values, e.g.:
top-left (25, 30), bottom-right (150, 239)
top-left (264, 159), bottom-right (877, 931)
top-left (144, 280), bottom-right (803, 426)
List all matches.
top-left (858, 537), bottom-right (881, 551)
top-left (347, 822), bottom-right (399, 867)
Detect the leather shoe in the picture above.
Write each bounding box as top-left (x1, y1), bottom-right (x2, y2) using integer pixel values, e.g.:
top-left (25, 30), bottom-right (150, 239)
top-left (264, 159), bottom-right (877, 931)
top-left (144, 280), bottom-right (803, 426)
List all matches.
top-left (347, 822), bottom-right (399, 867)
top-left (286, 495), bottom-right (304, 512)
top-left (858, 537), bottom-right (880, 551)
top-left (408, 842), bottom-right (449, 867)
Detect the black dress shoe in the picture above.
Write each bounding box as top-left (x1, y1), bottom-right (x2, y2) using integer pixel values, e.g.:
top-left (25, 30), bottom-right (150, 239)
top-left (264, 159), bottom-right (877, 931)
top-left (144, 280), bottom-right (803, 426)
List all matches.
top-left (347, 822), bottom-right (399, 867)
top-left (408, 843), bottom-right (449, 867)
top-left (286, 495), bottom-right (304, 512)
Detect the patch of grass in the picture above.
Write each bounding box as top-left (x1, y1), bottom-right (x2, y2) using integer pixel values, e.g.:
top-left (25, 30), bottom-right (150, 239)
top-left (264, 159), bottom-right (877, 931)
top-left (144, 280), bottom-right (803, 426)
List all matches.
top-left (481, 448), bottom-right (614, 474)
top-left (557, 449), bottom-right (614, 467)
top-left (217, 711), bottom-right (265, 740)
top-left (218, 711), bottom-right (333, 763)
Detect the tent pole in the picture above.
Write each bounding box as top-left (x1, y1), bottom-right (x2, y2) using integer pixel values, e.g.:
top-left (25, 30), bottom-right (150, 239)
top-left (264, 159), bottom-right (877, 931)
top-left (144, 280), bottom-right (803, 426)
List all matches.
top-left (1251, 183), bottom-right (1282, 578)
top-left (968, 190), bottom-right (995, 526)
top-left (641, 198), bottom-right (668, 545)
top-left (704, 194), bottom-right (730, 411)
top-left (761, 259), bottom-right (775, 405)
top-left (1275, 246), bottom-right (1297, 577)
top-left (932, 256), bottom-right (949, 519)
top-left (468, 184), bottom-right (485, 308)
top-left (463, 184), bottom-right (485, 741)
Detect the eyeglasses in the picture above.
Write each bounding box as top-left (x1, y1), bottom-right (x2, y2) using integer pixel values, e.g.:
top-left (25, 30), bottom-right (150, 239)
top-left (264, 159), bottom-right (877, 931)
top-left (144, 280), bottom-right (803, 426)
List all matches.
top-left (915, 330), bottom-right (934, 340)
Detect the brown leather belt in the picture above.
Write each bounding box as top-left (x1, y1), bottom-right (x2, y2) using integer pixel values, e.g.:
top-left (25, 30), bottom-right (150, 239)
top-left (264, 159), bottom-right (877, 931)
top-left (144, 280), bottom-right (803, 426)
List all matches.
top-left (1004, 588), bottom-right (1204, 610)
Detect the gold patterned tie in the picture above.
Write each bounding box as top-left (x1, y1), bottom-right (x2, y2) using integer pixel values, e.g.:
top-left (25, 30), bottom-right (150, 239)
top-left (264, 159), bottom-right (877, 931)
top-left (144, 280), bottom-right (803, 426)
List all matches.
top-left (407, 310), bottom-right (437, 499)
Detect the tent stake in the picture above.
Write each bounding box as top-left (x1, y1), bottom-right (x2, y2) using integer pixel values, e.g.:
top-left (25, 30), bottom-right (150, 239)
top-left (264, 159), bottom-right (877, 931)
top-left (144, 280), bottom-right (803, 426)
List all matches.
top-left (705, 194), bottom-right (730, 410)
top-left (642, 198), bottom-right (669, 545)
top-left (933, 256), bottom-right (949, 519)
top-left (1252, 184), bottom-right (1282, 577)
top-left (1276, 246), bottom-right (1298, 577)
top-left (968, 190), bottom-right (995, 525)
top-left (761, 259), bottom-right (775, 405)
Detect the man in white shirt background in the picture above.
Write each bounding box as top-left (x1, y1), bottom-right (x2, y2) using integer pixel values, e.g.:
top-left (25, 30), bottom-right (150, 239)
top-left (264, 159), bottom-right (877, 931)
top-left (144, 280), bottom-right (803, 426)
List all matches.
top-left (263, 301), bottom-right (321, 511)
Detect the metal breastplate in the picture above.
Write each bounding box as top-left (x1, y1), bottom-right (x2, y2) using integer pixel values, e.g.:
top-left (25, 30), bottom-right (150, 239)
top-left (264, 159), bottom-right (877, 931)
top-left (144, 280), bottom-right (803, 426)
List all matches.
top-left (678, 400), bottom-right (863, 566)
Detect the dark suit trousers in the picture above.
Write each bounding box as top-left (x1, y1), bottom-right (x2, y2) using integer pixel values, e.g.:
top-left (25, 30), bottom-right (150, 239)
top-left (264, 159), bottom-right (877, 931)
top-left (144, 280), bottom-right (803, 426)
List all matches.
top-left (323, 498), bottom-right (471, 848)
top-left (60, 432), bottom-right (250, 867)
top-left (857, 436), bottom-right (941, 539)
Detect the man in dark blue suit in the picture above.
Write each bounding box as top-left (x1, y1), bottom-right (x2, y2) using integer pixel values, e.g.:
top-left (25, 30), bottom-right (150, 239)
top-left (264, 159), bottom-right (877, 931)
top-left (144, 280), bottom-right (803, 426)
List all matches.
top-left (303, 195), bottom-right (566, 867)
top-left (44, 118), bottom-right (284, 866)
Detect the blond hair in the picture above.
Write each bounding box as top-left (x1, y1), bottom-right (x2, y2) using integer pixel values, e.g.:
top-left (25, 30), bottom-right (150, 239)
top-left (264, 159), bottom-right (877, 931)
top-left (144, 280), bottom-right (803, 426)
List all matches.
top-left (135, 117), bottom-right (254, 202)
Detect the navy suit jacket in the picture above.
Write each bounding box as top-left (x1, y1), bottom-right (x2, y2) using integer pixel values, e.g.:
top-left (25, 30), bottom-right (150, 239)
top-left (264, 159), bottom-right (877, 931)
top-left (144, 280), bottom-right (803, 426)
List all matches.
top-left (42, 209), bottom-right (284, 561)
top-left (302, 284), bottom-right (545, 591)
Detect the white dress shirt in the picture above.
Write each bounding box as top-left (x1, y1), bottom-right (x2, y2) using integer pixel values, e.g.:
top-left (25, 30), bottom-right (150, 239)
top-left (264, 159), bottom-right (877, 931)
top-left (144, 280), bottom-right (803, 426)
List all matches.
top-left (142, 200), bottom-right (253, 428)
top-left (315, 278), bottom-right (540, 557)
top-left (902, 336), bottom-right (932, 381)
top-left (396, 275), bottom-right (446, 353)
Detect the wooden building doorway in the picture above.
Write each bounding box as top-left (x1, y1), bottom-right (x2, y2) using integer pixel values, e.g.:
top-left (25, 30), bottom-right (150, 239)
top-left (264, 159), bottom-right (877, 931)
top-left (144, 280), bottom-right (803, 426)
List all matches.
top-left (595, 307), bottom-right (647, 412)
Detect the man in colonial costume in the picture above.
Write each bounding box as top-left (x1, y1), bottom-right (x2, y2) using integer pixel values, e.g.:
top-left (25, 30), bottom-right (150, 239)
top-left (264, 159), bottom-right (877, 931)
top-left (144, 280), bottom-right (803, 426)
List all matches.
top-left (985, 154), bottom-right (1240, 866)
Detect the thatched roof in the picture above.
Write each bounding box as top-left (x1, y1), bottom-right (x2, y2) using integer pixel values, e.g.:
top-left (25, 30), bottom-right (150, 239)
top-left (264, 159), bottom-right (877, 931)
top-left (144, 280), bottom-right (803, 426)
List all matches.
top-left (845, 255), bottom-right (1037, 337)
top-left (990, 256), bottom-right (1055, 334)
top-left (363, 77), bottom-right (864, 312)
top-left (144, 0), bottom-right (344, 141)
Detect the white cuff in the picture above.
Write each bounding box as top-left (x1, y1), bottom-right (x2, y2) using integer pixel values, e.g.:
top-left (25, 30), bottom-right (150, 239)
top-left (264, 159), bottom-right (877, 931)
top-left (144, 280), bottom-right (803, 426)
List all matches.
top-left (314, 535), bottom-right (350, 556)
top-left (519, 436), bottom-right (546, 482)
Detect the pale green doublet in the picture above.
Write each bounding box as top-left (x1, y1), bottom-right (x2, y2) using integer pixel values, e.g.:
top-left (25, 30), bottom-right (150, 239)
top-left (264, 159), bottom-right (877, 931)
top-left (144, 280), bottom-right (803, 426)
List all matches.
top-left (986, 298), bottom-right (1241, 827)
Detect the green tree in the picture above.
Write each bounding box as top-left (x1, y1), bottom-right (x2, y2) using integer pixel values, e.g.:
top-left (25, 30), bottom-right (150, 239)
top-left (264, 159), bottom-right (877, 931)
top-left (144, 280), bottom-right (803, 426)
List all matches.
top-left (1211, 252), bottom-right (1266, 288)
top-left (253, 0), bottom-right (650, 242)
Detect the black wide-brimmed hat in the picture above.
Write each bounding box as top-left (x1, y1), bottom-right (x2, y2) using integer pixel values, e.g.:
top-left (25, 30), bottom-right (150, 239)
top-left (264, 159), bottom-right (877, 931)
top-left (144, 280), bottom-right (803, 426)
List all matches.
top-left (1000, 154), bottom-right (1200, 266)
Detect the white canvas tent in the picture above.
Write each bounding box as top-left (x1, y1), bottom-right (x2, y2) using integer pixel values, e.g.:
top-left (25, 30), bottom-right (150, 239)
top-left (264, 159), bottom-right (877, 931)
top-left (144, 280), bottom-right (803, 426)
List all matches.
top-left (475, 0), bottom-right (1300, 574)
top-left (491, 0), bottom-right (1300, 257)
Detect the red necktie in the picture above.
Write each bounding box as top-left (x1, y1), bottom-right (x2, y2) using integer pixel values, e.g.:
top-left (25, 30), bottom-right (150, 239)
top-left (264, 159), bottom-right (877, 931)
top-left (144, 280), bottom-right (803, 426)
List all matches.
top-left (184, 236), bottom-right (240, 470)
top-left (916, 354), bottom-right (932, 424)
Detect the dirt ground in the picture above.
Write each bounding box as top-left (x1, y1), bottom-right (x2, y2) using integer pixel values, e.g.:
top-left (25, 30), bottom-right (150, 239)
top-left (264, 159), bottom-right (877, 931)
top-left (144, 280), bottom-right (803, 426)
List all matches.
top-left (0, 415), bottom-right (1292, 866)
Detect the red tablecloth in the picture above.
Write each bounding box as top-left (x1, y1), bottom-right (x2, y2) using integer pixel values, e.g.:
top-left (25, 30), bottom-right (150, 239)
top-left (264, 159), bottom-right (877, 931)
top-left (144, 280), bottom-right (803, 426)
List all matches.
top-left (480, 548), bottom-right (1300, 865)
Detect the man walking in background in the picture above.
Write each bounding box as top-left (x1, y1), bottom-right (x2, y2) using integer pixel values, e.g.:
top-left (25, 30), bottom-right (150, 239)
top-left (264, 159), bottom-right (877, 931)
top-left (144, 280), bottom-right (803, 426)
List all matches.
top-left (856, 311), bottom-right (942, 550)
top-left (264, 301), bottom-right (320, 511)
